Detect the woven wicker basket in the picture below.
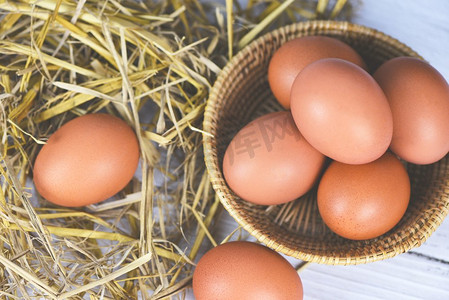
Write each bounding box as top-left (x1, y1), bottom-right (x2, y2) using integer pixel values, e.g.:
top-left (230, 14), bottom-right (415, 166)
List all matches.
top-left (203, 20), bottom-right (449, 265)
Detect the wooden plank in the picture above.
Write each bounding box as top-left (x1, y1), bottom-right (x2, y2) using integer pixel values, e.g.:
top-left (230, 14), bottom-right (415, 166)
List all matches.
top-left (351, 0), bottom-right (449, 80)
top-left (301, 252), bottom-right (449, 299)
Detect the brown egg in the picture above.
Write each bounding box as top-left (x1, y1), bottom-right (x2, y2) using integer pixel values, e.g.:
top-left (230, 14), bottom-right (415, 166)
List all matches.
top-left (373, 57), bottom-right (449, 164)
top-left (223, 111), bottom-right (326, 205)
top-left (268, 36), bottom-right (366, 109)
top-left (192, 241), bottom-right (303, 300)
top-left (317, 152), bottom-right (410, 240)
top-left (290, 58), bottom-right (393, 165)
top-left (33, 114), bottom-right (140, 207)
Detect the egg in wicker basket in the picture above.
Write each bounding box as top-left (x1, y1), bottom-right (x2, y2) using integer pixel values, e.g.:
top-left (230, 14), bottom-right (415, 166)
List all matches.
top-left (203, 20), bottom-right (449, 265)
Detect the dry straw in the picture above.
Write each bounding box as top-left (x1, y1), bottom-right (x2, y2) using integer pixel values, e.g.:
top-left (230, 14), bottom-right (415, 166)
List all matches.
top-left (0, 0), bottom-right (352, 298)
top-left (203, 20), bottom-right (449, 265)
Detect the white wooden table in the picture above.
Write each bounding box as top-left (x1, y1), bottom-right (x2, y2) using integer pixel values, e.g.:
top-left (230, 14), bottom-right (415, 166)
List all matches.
top-left (187, 1), bottom-right (449, 299)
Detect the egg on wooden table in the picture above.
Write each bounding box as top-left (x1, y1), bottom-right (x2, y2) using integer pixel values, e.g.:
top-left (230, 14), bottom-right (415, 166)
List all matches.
top-left (192, 241), bottom-right (304, 300)
top-left (268, 35), bottom-right (366, 109)
top-left (373, 57), bottom-right (449, 164)
top-left (33, 113), bottom-right (140, 207)
top-left (223, 111), bottom-right (326, 205)
top-left (290, 58), bottom-right (393, 165)
top-left (317, 152), bottom-right (410, 240)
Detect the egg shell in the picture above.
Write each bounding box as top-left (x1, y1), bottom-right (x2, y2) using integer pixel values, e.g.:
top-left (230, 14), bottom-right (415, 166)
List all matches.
top-left (317, 152), bottom-right (410, 240)
top-left (223, 111), bottom-right (326, 205)
top-left (192, 241), bottom-right (303, 300)
top-left (373, 57), bottom-right (449, 165)
top-left (268, 36), bottom-right (367, 109)
top-left (33, 114), bottom-right (140, 207)
top-left (290, 58), bottom-right (393, 165)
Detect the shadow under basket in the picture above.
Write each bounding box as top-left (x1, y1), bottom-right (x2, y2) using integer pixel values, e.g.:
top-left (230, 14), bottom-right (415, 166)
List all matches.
top-left (203, 20), bottom-right (449, 265)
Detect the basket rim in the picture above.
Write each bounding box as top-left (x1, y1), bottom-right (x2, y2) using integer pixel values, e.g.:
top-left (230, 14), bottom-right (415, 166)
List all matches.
top-left (202, 20), bottom-right (448, 265)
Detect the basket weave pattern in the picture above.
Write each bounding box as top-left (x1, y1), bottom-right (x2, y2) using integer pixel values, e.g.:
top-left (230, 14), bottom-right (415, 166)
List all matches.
top-left (203, 20), bottom-right (449, 265)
